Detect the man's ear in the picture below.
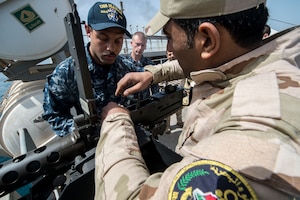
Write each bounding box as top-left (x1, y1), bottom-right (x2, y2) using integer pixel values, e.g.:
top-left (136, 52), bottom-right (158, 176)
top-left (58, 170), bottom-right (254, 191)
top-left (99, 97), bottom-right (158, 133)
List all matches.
top-left (85, 24), bottom-right (91, 37)
top-left (197, 22), bottom-right (220, 59)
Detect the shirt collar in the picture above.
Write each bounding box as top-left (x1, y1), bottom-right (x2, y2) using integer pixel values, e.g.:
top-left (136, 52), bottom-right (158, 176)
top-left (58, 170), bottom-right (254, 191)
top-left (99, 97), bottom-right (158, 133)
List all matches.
top-left (190, 38), bottom-right (275, 85)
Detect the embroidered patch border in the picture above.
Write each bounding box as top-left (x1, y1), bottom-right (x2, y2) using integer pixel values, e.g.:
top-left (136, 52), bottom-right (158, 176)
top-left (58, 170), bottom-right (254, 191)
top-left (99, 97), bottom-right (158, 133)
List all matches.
top-left (168, 160), bottom-right (257, 200)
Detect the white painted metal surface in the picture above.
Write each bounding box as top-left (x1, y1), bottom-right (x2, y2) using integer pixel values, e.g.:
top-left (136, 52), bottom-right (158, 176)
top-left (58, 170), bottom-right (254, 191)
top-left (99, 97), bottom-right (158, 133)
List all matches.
top-left (0, 0), bottom-right (71, 61)
top-left (0, 80), bottom-right (58, 156)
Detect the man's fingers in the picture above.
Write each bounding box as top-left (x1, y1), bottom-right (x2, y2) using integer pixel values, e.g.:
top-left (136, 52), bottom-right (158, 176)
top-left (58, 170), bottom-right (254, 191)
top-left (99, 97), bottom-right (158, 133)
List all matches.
top-left (115, 72), bottom-right (153, 96)
top-left (115, 74), bottom-right (132, 96)
top-left (122, 83), bottom-right (143, 96)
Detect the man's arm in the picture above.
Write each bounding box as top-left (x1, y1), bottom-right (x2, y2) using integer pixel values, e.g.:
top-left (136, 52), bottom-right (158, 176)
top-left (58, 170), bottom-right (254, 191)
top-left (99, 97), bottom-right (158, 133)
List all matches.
top-left (95, 102), bottom-right (150, 199)
top-left (145, 59), bottom-right (184, 83)
top-left (42, 58), bottom-right (82, 137)
top-left (95, 100), bottom-right (185, 199)
top-left (115, 60), bottom-right (184, 97)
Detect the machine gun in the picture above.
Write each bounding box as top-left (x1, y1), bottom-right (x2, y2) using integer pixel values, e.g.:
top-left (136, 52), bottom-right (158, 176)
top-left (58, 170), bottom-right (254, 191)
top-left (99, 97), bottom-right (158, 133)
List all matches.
top-left (0, 2), bottom-right (187, 199)
top-left (0, 86), bottom-right (186, 200)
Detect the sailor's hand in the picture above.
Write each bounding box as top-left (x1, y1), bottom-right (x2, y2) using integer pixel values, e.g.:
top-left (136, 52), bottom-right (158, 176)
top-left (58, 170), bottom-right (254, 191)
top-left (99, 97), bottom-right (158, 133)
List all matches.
top-left (101, 102), bottom-right (129, 121)
top-left (115, 71), bottom-right (153, 96)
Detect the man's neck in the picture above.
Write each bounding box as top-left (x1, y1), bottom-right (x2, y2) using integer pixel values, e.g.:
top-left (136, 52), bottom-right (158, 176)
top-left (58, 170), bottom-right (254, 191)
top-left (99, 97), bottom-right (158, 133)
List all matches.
top-left (131, 52), bottom-right (142, 62)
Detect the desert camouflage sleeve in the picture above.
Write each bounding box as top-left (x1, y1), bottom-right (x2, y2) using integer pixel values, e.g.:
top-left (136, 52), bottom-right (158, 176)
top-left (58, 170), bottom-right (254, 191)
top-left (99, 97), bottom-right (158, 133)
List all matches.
top-left (94, 113), bottom-right (164, 200)
top-left (144, 59), bottom-right (185, 84)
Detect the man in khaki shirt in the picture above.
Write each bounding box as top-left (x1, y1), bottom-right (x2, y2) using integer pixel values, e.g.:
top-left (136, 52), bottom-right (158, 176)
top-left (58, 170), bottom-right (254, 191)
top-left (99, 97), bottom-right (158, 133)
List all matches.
top-left (95, 0), bottom-right (300, 199)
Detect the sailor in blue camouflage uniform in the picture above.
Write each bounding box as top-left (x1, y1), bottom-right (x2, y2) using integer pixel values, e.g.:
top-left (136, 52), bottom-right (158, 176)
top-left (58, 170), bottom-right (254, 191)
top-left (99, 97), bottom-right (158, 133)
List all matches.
top-left (125, 31), bottom-right (159, 100)
top-left (43, 2), bottom-right (138, 137)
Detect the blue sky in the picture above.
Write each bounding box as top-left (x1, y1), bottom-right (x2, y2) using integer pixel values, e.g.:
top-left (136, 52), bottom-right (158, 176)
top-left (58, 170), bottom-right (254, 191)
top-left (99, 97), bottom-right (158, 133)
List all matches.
top-left (75, 0), bottom-right (300, 34)
top-left (266, 0), bottom-right (300, 31)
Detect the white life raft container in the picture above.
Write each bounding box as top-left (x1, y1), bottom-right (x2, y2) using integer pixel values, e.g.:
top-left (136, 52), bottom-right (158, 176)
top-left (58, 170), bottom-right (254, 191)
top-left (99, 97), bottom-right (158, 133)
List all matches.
top-left (0, 0), bottom-right (71, 61)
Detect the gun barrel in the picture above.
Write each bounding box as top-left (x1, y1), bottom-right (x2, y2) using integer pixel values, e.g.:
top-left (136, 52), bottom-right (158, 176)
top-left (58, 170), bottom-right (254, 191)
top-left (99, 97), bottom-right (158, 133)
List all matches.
top-left (0, 135), bottom-right (85, 197)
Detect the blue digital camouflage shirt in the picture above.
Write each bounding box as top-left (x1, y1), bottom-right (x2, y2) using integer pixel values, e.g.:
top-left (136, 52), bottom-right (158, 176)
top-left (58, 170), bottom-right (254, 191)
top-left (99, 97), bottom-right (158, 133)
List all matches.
top-left (125, 53), bottom-right (159, 99)
top-left (43, 43), bottom-right (140, 136)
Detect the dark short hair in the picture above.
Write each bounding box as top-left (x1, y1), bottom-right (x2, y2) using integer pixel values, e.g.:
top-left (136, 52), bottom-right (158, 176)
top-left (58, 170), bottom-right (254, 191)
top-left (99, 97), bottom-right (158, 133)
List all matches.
top-left (173, 3), bottom-right (269, 49)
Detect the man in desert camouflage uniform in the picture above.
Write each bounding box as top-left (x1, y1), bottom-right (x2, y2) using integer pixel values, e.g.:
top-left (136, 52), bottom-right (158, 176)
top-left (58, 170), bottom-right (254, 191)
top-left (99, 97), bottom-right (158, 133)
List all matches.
top-left (95, 0), bottom-right (300, 199)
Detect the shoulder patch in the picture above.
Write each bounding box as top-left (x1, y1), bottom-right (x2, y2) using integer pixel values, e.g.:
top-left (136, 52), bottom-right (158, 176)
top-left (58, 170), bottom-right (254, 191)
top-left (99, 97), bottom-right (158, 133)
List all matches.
top-left (168, 160), bottom-right (257, 200)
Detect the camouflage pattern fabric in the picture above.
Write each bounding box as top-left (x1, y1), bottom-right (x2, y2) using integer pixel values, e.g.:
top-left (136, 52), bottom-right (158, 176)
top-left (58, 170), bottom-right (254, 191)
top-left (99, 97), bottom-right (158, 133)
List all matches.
top-left (145, 59), bottom-right (185, 84)
top-left (95, 27), bottom-right (300, 199)
top-left (125, 54), bottom-right (160, 99)
top-left (125, 54), bottom-right (154, 72)
top-left (43, 43), bottom-right (138, 136)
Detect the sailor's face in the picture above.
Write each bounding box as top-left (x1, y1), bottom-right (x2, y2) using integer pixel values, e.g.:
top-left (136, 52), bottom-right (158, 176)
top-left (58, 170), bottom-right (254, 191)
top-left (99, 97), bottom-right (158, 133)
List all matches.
top-left (163, 20), bottom-right (202, 76)
top-left (131, 36), bottom-right (146, 56)
top-left (88, 27), bottom-right (124, 65)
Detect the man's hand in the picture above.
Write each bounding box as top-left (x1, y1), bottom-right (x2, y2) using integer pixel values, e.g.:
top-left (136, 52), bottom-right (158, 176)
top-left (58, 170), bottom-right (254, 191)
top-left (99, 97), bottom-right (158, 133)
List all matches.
top-left (115, 71), bottom-right (153, 96)
top-left (101, 102), bottom-right (130, 121)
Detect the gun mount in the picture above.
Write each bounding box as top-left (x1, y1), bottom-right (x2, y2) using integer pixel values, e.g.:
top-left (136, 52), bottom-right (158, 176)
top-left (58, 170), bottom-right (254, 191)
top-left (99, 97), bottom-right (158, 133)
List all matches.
top-left (129, 84), bottom-right (185, 138)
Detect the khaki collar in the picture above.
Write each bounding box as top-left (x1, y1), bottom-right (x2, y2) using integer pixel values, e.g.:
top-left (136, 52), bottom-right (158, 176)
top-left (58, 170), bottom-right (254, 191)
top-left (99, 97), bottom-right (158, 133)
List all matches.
top-left (190, 39), bottom-right (275, 85)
